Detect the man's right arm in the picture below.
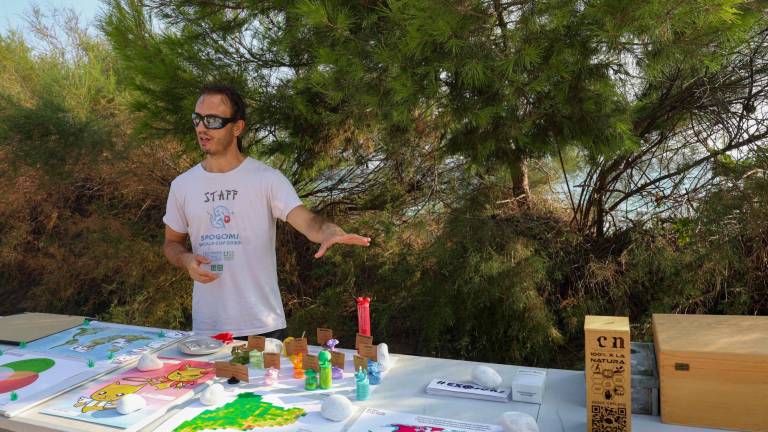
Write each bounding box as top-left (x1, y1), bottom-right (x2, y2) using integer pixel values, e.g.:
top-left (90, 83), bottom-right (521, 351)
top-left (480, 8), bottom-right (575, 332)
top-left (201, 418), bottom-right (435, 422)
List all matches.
top-left (163, 225), bottom-right (219, 283)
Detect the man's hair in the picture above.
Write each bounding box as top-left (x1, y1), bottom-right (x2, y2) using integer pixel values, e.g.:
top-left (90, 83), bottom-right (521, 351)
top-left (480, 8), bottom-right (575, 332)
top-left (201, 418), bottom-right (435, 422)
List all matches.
top-left (199, 83), bottom-right (247, 152)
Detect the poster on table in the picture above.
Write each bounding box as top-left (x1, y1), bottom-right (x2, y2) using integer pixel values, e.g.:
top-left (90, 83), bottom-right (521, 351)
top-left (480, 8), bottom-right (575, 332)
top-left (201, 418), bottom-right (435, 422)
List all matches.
top-left (350, 408), bottom-right (504, 432)
top-left (154, 390), bottom-right (347, 432)
top-left (41, 358), bottom-right (215, 431)
top-left (0, 350), bottom-right (111, 417)
top-left (25, 321), bottom-right (187, 365)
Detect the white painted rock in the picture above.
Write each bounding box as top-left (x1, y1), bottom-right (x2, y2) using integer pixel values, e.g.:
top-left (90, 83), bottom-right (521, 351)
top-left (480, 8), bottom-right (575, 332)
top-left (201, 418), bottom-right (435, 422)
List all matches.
top-left (136, 353), bottom-right (163, 372)
top-left (116, 394), bottom-right (146, 415)
top-left (264, 338), bottom-right (283, 354)
top-left (377, 343), bottom-right (391, 369)
top-left (472, 365), bottom-right (502, 389)
top-left (200, 383), bottom-right (225, 406)
top-left (500, 411), bottom-right (539, 432)
top-left (321, 395), bottom-right (354, 422)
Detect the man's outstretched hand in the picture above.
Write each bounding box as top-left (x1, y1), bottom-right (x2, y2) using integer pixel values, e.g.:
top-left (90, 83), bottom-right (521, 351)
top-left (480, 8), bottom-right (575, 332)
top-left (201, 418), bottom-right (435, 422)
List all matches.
top-left (314, 232), bottom-right (371, 258)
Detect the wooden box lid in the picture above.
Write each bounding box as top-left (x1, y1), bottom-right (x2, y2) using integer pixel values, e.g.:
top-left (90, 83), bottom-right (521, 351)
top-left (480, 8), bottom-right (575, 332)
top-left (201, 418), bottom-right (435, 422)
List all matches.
top-left (653, 314), bottom-right (768, 358)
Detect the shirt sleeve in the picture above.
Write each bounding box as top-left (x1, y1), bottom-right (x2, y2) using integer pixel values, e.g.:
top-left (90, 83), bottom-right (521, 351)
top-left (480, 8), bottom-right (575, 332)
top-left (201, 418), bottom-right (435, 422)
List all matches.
top-left (163, 181), bottom-right (189, 233)
top-left (269, 170), bottom-right (303, 222)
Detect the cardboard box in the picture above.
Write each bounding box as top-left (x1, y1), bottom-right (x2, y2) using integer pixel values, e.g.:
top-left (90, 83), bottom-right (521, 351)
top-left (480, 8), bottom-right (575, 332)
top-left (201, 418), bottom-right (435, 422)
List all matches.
top-left (512, 368), bottom-right (546, 404)
top-left (585, 315), bottom-right (632, 432)
top-left (653, 314), bottom-right (768, 431)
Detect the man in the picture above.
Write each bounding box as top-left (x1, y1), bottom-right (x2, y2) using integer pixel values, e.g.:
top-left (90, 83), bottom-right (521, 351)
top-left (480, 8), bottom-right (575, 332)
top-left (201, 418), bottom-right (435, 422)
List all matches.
top-left (163, 84), bottom-right (370, 339)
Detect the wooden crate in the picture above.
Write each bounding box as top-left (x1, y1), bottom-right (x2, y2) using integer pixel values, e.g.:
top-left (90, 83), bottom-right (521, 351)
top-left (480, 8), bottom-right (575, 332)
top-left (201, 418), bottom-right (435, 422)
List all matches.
top-left (585, 316), bottom-right (632, 432)
top-left (653, 314), bottom-right (768, 431)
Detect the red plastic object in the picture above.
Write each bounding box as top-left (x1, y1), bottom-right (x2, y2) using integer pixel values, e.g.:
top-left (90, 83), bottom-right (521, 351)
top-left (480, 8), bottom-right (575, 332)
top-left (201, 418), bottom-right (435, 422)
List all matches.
top-left (211, 332), bottom-right (234, 344)
top-left (356, 297), bottom-right (371, 336)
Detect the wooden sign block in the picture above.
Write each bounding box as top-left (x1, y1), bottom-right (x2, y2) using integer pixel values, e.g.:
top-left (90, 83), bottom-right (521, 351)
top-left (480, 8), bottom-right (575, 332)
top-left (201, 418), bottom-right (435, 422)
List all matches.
top-left (248, 335), bottom-right (265, 352)
top-left (292, 337), bottom-right (308, 355)
top-left (214, 361), bottom-right (249, 383)
top-left (304, 354), bottom-right (319, 372)
top-left (317, 328), bottom-right (333, 346)
top-left (358, 343), bottom-right (378, 362)
top-left (331, 350), bottom-right (345, 370)
top-left (585, 316), bottom-right (631, 432)
top-left (355, 333), bottom-right (373, 350)
top-left (263, 352), bottom-right (281, 370)
top-left (353, 354), bottom-right (368, 372)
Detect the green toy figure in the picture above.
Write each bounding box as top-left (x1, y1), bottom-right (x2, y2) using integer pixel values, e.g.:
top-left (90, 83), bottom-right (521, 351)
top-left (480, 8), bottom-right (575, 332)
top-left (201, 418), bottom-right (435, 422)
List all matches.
top-left (304, 369), bottom-right (318, 390)
top-left (318, 350), bottom-right (332, 390)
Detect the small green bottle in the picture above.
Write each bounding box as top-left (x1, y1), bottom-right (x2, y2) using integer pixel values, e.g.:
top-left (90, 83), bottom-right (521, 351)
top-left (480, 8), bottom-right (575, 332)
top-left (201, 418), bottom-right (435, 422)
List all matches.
top-left (318, 351), bottom-right (332, 389)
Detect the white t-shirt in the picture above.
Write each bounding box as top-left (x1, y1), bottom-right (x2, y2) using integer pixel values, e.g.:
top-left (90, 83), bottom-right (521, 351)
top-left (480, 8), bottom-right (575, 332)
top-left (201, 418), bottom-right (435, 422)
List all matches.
top-left (163, 157), bottom-right (303, 337)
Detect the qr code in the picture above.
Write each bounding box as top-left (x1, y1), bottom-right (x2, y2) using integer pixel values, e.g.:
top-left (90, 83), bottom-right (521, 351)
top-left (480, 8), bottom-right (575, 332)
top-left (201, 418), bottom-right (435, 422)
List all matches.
top-left (591, 405), bottom-right (628, 431)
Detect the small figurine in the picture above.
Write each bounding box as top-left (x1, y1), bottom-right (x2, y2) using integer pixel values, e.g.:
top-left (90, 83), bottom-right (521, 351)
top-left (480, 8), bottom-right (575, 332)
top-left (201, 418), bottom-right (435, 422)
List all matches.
top-left (332, 366), bottom-right (344, 380)
top-left (318, 350), bottom-right (332, 389)
top-left (19, 341), bottom-right (27, 349)
top-left (227, 376), bottom-right (240, 385)
top-left (230, 346), bottom-right (249, 365)
top-left (87, 359), bottom-right (95, 368)
top-left (355, 367), bottom-right (369, 401)
top-left (367, 359), bottom-right (382, 385)
top-left (249, 350), bottom-right (264, 369)
top-left (10, 391), bottom-right (19, 401)
top-left (291, 353), bottom-right (305, 379)
top-left (107, 351), bottom-right (114, 360)
top-left (356, 297), bottom-right (371, 336)
top-left (325, 338), bottom-right (339, 351)
top-left (158, 330), bottom-right (166, 338)
top-left (304, 369), bottom-right (318, 390)
top-left (264, 367), bottom-right (279, 386)
top-left (82, 318), bottom-right (90, 327)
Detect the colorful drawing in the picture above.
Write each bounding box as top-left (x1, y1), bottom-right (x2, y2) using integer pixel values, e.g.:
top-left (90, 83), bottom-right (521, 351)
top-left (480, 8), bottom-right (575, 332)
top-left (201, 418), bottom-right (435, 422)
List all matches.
top-left (74, 381), bottom-right (145, 413)
top-left (173, 393), bottom-right (305, 431)
top-left (154, 391), bottom-right (347, 432)
top-left (41, 359), bottom-right (215, 431)
top-left (26, 322), bottom-right (186, 365)
top-left (350, 408), bottom-right (503, 432)
top-left (0, 351), bottom-right (111, 417)
top-left (126, 363), bottom-right (213, 390)
top-left (0, 358), bottom-right (55, 394)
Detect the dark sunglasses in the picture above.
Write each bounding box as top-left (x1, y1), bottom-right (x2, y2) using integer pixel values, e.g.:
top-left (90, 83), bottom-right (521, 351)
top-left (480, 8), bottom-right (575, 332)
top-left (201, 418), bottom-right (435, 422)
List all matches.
top-left (192, 112), bottom-right (237, 129)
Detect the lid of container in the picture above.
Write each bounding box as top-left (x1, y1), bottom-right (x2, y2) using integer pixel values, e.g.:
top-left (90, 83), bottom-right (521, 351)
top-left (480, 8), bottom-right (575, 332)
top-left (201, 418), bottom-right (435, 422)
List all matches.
top-left (653, 314), bottom-right (768, 356)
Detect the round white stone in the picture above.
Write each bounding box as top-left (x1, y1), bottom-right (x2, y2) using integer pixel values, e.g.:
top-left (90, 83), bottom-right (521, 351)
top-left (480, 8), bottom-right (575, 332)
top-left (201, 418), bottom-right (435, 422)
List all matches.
top-left (377, 343), bottom-right (391, 369)
top-left (116, 394), bottom-right (146, 415)
top-left (499, 411), bottom-right (539, 432)
top-left (321, 395), bottom-right (353, 422)
top-left (264, 338), bottom-right (283, 354)
top-left (472, 365), bottom-right (502, 389)
top-left (136, 353), bottom-right (163, 372)
top-left (200, 383), bottom-right (226, 406)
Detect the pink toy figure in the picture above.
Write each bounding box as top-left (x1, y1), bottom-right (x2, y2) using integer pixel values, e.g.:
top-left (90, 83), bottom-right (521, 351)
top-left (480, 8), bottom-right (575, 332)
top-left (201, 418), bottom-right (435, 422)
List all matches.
top-left (264, 367), bottom-right (279, 386)
top-left (291, 353), bottom-right (305, 379)
top-left (356, 297), bottom-right (371, 336)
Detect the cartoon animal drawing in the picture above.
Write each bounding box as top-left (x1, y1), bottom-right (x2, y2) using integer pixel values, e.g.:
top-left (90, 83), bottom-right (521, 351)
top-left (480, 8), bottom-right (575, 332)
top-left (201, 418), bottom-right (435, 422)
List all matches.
top-left (74, 381), bottom-right (145, 413)
top-left (127, 364), bottom-right (212, 390)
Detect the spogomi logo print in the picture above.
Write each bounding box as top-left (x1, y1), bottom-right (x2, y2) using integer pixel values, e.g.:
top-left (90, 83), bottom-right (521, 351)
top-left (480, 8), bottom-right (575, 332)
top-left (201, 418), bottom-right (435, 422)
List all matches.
top-left (209, 205), bottom-right (233, 229)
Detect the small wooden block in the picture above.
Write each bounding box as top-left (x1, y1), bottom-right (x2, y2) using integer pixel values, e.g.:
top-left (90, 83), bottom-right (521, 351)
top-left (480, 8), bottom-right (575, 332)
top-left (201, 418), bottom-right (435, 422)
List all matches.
top-left (304, 354), bottom-right (319, 372)
top-left (248, 335), bottom-right (265, 352)
top-left (263, 352), bottom-right (281, 370)
top-left (331, 350), bottom-right (345, 370)
top-left (292, 337), bottom-right (308, 355)
top-left (358, 343), bottom-right (378, 362)
top-left (317, 328), bottom-right (333, 346)
top-left (355, 333), bottom-right (373, 350)
top-left (214, 361), bottom-right (249, 383)
top-left (353, 354), bottom-right (368, 372)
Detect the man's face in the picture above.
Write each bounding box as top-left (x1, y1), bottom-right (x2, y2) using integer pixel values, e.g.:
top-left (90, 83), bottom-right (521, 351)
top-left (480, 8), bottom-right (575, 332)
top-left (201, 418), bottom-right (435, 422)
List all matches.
top-left (194, 94), bottom-right (243, 155)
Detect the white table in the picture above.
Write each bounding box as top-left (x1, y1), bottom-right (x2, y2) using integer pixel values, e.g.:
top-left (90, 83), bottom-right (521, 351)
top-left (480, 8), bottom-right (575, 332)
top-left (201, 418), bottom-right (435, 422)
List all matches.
top-left (0, 345), bottom-right (723, 431)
